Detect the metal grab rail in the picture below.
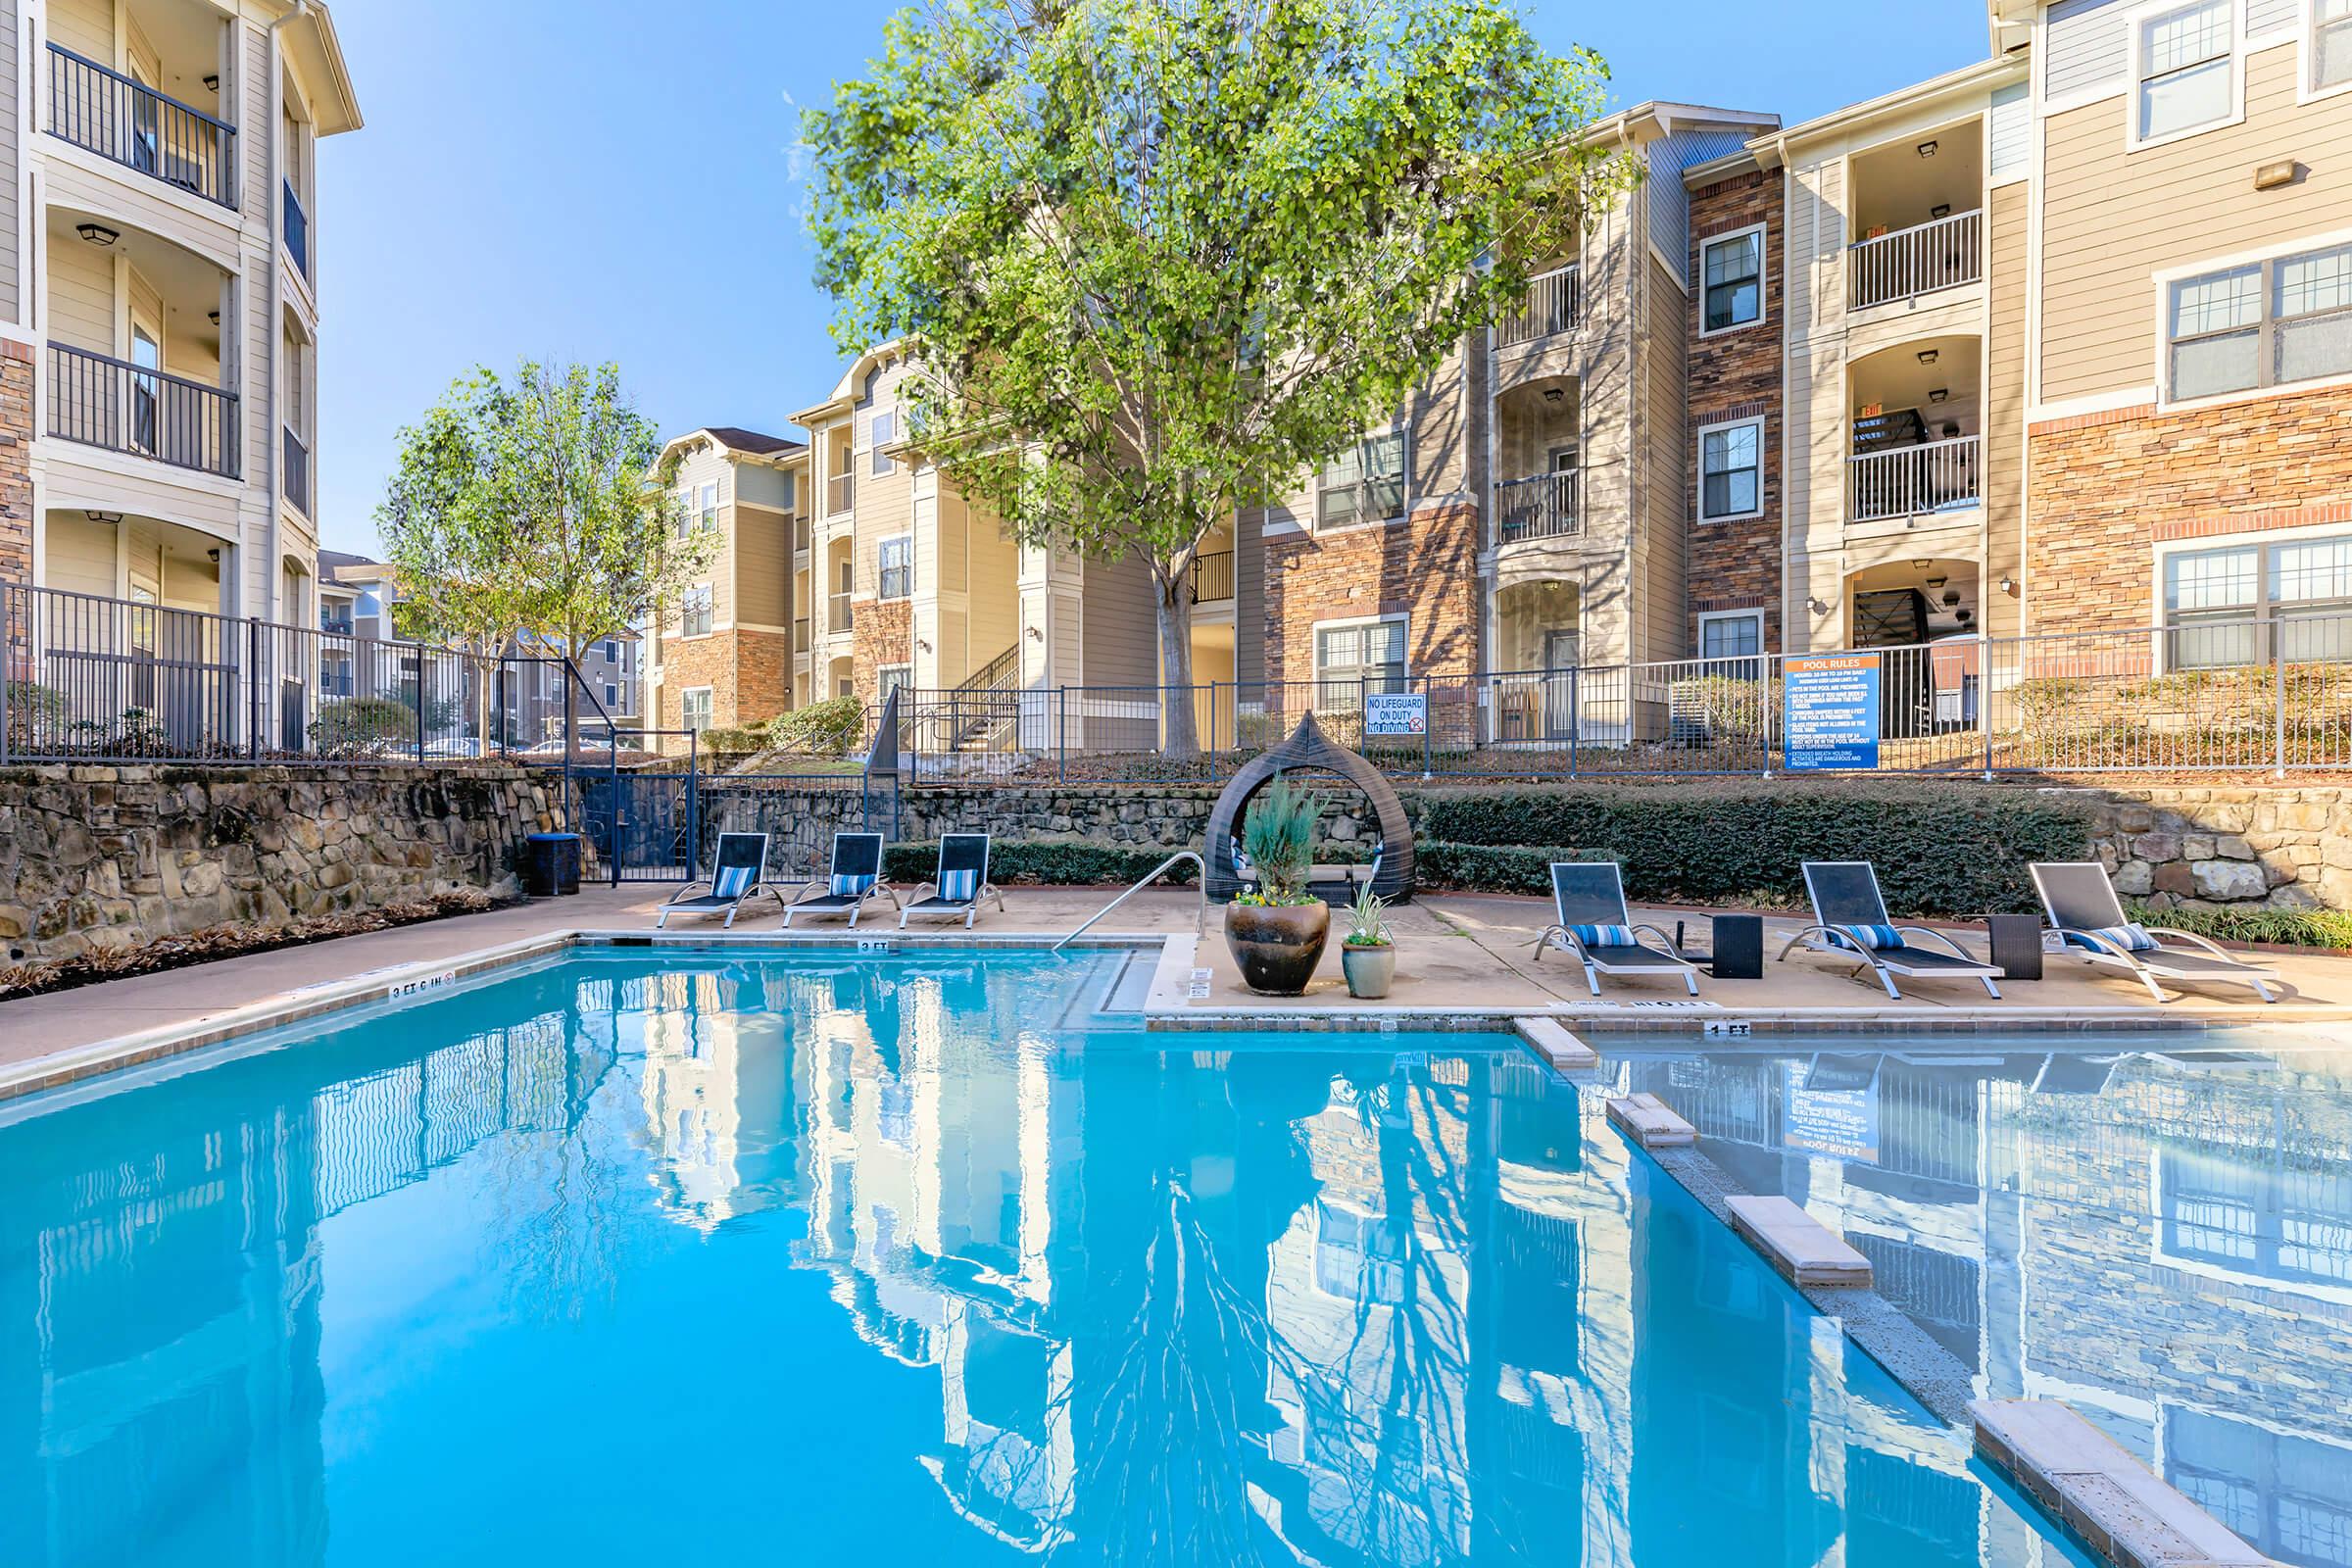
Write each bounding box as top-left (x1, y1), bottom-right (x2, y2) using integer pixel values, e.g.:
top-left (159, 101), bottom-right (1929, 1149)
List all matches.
top-left (1053, 850), bottom-right (1205, 952)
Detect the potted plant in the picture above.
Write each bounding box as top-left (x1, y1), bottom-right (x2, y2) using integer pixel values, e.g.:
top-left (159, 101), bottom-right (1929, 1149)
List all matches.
top-left (1224, 774), bottom-right (1329, 996)
top-left (1341, 882), bottom-right (1395, 999)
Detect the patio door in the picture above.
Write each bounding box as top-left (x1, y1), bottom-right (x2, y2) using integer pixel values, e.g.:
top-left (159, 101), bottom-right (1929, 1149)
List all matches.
top-left (1541, 628), bottom-right (1580, 739)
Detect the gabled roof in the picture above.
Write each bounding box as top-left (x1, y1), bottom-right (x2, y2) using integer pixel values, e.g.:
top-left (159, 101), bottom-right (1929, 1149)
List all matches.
top-left (317, 548), bottom-right (375, 574)
top-left (659, 426), bottom-right (808, 465)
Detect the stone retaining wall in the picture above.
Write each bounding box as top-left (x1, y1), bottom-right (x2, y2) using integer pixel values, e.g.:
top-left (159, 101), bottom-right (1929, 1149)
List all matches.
top-left (2082, 786), bottom-right (2352, 912)
top-left (0, 764), bottom-right (567, 962)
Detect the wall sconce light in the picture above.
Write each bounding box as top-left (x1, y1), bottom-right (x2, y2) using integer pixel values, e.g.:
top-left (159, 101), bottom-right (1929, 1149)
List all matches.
top-left (1928, 387), bottom-right (1949, 403)
top-left (1543, 386), bottom-right (1565, 405)
top-left (1930, 203), bottom-right (1952, 219)
top-left (208, 310), bottom-right (220, 325)
top-left (1998, 575), bottom-right (2019, 596)
top-left (1926, 574), bottom-right (1948, 590)
top-left (2253, 159), bottom-right (2297, 190)
top-left (1941, 588), bottom-right (1962, 609)
top-left (1911, 558), bottom-right (1933, 569)
top-left (203, 74), bottom-right (220, 92)
top-left (1808, 596), bottom-right (1831, 615)
top-left (1026, 625), bottom-right (1044, 641)
top-left (916, 638), bottom-right (931, 654)
top-left (1916, 348), bottom-right (1939, 366)
top-left (76, 222), bottom-right (120, 247)
top-left (1917, 139), bottom-right (1938, 159)
top-left (84, 510), bottom-right (124, 525)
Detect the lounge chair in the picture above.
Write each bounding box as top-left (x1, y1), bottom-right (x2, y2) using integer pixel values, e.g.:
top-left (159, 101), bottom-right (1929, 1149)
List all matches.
top-left (782, 831), bottom-right (899, 928)
top-left (1780, 860), bottom-right (2002, 1000)
top-left (2030, 861), bottom-right (2279, 1004)
top-left (1532, 861), bottom-right (1700, 997)
top-left (900, 833), bottom-right (1004, 928)
top-left (657, 832), bottom-right (784, 929)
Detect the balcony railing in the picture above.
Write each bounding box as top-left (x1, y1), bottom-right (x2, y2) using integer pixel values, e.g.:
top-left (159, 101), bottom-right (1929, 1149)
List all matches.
top-left (47, 343), bottom-right (240, 479)
top-left (1848, 434), bottom-right (1981, 522)
top-left (827, 471), bottom-right (855, 514)
top-left (829, 592), bottom-right (854, 631)
top-left (284, 426), bottom-right (311, 515)
top-left (319, 616), bottom-right (354, 637)
top-left (1497, 266), bottom-right (1580, 347)
top-left (1191, 550), bottom-right (1234, 604)
top-left (1494, 471), bottom-right (1580, 543)
top-left (1849, 210), bottom-right (1982, 310)
top-left (283, 178), bottom-right (311, 280)
top-left (46, 44), bottom-right (236, 209)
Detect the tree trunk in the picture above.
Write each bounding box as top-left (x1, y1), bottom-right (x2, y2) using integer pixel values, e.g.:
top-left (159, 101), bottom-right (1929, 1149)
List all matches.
top-left (1154, 561), bottom-right (1200, 759)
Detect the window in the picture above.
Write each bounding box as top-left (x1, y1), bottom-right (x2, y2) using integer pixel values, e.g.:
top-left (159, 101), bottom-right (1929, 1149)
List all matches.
top-left (1699, 227), bottom-right (1764, 333)
top-left (699, 482), bottom-right (719, 532)
top-left (870, 411), bottom-right (898, 475)
top-left (2163, 532), bottom-right (2352, 665)
top-left (1315, 429), bottom-right (1408, 527)
top-left (2135, 0), bottom-right (2236, 145)
top-left (681, 585), bottom-right (713, 638)
top-left (600, 639), bottom-right (618, 662)
top-left (2314, 0), bottom-right (2352, 95)
top-left (878, 535), bottom-right (913, 600)
top-left (604, 683), bottom-right (618, 709)
top-left (1699, 611), bottom-right (1765, 662)
top-left (1698, 418), bottom-right (1763, 521)
top-left (878, 664), bottom-right (910, 701)
top-left (682, 688), bottom-right (712, 733)
top-left (1313, 616), bottom-right (1407, 699)
top-left (2168, 240), bottom-right (2352, 401)
top-left (780, 469), bottom-right (798, 512)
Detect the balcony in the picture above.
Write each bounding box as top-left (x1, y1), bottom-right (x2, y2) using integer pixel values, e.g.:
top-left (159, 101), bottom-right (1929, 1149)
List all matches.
top-left (283, 179), bottom-right (310, 281)
top-left (828, 472), bottom-right (855, 515)
top-left (45, 44), bottom-right (236, 210)
top-left (1848, 434), bottom-right (1980, 523)
top-left (319, 615), bottom-right (354, 637)
top-left (1191, 549), bottom-right (1233, 604)
top-left (1849, 211), bottom-right (1982, 311)
top-left (46, 343), bottom-right (239, 479)
top-left (284, 427), bottom-right (311, 515)
top-left (1498, 266), bottom-right (1579, 348)
top-left (1495, 471), bottom-right (1580, 543)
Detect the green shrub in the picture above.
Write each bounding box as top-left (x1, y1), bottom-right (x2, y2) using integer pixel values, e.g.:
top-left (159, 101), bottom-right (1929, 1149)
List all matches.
top-left (311, 696), bottom-right (416, 756)
top-left (4, 679), bottom-right (65, 747)
top-left (698, 724), bottom-right (767, 755)
top-left (2125, 900), bottom-right (2352, 950)
top-left (881, 837), bottom-right (1200, 887)
top-left (772, 695), bottom-right (865, 758)
top-left (1411, 781), bottom-right (2094, 916)
top-left (1413, 843), bottom-right (1617, 896)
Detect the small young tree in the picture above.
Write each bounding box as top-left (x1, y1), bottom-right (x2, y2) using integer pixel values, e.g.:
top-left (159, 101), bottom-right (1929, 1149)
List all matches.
top-left (807, 0), bottom-right (1630, 755)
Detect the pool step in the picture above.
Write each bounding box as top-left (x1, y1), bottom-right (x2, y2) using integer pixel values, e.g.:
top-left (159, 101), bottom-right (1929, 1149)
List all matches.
top-left (1516, 1018), bottom-right (1597, 1070)
top-left (1604, 1093), bottom-right (1694, 1149)
top-left (1971, 1399), bottom-right (2270, 1568)
top-left (1726, 1196), bottom-right (1873, 1289)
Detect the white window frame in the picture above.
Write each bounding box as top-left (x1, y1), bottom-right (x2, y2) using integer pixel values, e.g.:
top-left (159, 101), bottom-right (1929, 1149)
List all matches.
top-left (2154, 224), bottom-right (2352, 409)
top-left (681, 686), bottom-right (713, 734)
top-left (1314, 425), bottom-right (1411, 532)
top-left (680, 584), bottom-right (714, 639)
top-left (2126, 0), bottom-right (2245, 153)
top-left (1309, 612), bottom-right (1410, 695)
top-left (2151, 521), bottom-right (2352, 668)
top-left (1696, 608), bottom-right (1767, 662)
top-left (699, 481), bottom-right (720, 532)
top-left (1696, 222), bottom-right (1767, 337)
top-left (869, 410), bottom-right (899, 476)
top-left (1695, 416), bottom-right (1765, 523)
top-left (877, 662), bottom-right (911, 701)
top-left (2303, 0), bottom-right (2352, 102)
top-left (877, 533), bottom-right (914, 600)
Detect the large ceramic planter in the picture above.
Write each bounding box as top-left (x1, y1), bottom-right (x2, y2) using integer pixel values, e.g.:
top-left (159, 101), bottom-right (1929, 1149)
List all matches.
top-left (1225, 901), bottom-right (1331, 996)
top-left (1341, 943), bottom-right (1396, 1000)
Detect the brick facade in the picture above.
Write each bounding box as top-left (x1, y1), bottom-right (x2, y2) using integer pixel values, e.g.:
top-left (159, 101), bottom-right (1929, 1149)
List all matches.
top-left (1260, 502), bottom-right (1483, 690)
top-left (852, 596), bottom-right (913, 709)
top-left (655, 628), bottom-right (792, 739)
top-left (0, 342), bottom-right (31, 584)
top-left (2026, 384), bottom-right (2352, 633)
top-left (1684, 169), bottom-right (1784, 654)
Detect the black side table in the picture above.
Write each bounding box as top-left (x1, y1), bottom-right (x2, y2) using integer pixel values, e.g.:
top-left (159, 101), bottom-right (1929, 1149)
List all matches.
top-left (1705, 914), bottom-right (1765, 980)
top-left (1984, 913), bottom-right (2044, 980)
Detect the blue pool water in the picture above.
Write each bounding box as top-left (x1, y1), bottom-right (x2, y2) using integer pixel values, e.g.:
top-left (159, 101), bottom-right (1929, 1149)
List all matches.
top-left (0, 951), bottom-right (2086, 1567)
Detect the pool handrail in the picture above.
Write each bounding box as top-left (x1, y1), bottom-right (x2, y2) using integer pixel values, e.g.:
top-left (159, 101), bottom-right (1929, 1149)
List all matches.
top-left (1052, 851), bottom-right (1206, 951)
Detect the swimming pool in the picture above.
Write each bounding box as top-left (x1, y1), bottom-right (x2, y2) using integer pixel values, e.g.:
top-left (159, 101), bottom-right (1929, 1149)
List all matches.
top-left (0, 950), bottom-right (2088, 1567)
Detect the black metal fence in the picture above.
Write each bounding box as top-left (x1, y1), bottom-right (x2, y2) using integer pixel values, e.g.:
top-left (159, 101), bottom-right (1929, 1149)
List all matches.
top-left (47, 344), bottom-right (240, 480)
top-left (46, 42), bottom-right (236, 209)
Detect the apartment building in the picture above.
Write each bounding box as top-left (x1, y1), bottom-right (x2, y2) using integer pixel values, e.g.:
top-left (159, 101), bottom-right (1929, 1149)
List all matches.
top-left (643, 425), bottom-right (808, 743)
top-left (0, 0), bottom-right (360, 638)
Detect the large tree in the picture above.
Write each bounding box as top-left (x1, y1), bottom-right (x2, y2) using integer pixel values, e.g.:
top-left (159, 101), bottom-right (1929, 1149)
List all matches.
top-left (377, 361), bottom-right (713, 725)
top-left (807, 0), bottom-right (1630, 754)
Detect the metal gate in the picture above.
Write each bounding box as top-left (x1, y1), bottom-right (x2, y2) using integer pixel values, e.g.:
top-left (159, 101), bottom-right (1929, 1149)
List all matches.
top-left (577, 768), bottom-right (699, 883)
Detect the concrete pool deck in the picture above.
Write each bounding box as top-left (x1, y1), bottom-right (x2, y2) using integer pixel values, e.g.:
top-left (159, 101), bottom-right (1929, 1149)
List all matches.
top-left (7, 883), bottom-right (2350, 1083)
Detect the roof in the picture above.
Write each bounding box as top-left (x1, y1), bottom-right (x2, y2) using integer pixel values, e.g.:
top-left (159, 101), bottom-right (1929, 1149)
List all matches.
top-left (1750, 54), bottom-right (2027, 163)
top-left (317, 548), bottom-right (375, 573)
top-left (660, 426), bottom-right (808, 464)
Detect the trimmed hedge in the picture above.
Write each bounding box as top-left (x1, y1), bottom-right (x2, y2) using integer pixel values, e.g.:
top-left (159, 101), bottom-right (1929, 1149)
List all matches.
top-left (2125, 900), bottom-right (2352, 951)
top-left (882, 838), bottom-right (1200, 887)
top-left (1411, 781), bottom-right (2095, 916)
top-left (1413, 843), bottom-right (1617, 897)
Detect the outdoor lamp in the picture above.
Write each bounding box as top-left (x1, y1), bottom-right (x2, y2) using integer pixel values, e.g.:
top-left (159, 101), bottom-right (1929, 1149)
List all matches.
top-left (76, 222), bottom-right (120, 247)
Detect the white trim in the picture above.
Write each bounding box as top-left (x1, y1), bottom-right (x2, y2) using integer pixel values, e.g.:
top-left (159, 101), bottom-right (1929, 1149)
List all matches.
top-left (1308, 610), bottom-right (1410, 681)
top-left (2151, 220), bottom-right (2352, 408)
top-left (877, 530), bottom-right (914, 601)
top-left (1696, 607), bottom-right (1769, 658)
top-left (679, 686), bottom-right (714, 733)
top-left (2027, 385), bottom-right (2162, 423)
top-left (2124, 0), bottom-right (2248, 154)
top-left (1696, 222), bottom-right (1769, 339)
top-left (2299, 0), bottom-right (2352, 102)
top-left (1647, 239), bottom-right (1689, 293)
top-left (1694, 415), bottom-right (1767, 524)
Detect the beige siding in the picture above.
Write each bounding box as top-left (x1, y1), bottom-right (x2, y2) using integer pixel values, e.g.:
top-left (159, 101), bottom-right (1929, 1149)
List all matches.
top-left (1081, 551), bottom-right (1159, 687)
top-left (48, 0), bottom-right (111, 64)
top-left (736, 503), bottom-right (792, 627)
top-left (1637, 252), bottom-right (1688, 661)
top-left (2040, 45), bottom-right (2352, 403)
top-left (43, 514), bottom-right (115, 597)
top-left (46, 234), bottom-right (115, 352)
top-left (967, 509), bottom-right (1020, 667)
top-left (0, 0), bottom-right (18, 324)
top-left (1985, 183), bottom-right (2030, 638)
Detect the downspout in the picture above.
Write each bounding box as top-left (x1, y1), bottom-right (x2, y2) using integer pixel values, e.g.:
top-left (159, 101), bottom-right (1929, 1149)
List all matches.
top-left (262, 0), bottom-right (309, 626)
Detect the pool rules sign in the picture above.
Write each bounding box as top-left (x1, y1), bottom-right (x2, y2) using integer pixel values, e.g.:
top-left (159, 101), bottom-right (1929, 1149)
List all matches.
top-left (1782, 653), bottom-right (1881, 771)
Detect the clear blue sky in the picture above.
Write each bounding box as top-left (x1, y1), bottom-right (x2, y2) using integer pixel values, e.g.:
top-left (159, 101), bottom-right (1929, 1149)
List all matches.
top-left (317, 0), bottom-right (1990, 555)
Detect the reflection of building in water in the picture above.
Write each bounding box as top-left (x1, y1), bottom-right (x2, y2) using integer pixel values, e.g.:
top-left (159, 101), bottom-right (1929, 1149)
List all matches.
top-left (1620, 1046), bottom-right (2352, 1568)
top-left (633, 967), bottom-right (801, 1227)
top-left (0, 996), bottom-right (600, 1567)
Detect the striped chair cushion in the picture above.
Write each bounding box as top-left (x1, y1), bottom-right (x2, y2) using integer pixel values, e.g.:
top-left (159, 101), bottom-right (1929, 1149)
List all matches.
top-left (1830, 923), bottom-right (1903, 952)
top-left (831, 872), bottom-right (876, 898)
top-left (2066, 922), bottom-right (2159, 953)
top-left (1569, 923), bottom-right (1637, 950)
top-left (939, 867), bottom-right (979, 903)
top-left (712, 864), bottom-right (756, 899)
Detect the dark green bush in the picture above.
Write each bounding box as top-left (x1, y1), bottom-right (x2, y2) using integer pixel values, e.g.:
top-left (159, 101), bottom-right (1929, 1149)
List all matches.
top-left (882, 837), bottom-right (1200, 887)
top-left (2125, 900), bottom-right (2352, 950)
top-left (772, 696), bottom-right (865, 759)
top-left (310, 696), bottom-right (416, 756)
top-left (698, 724), bottom-right (768, 755)
top-left (1410, 781), bottom-right (2094, 916)
top-left (1413, 843), bottom-right (1618, 896)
